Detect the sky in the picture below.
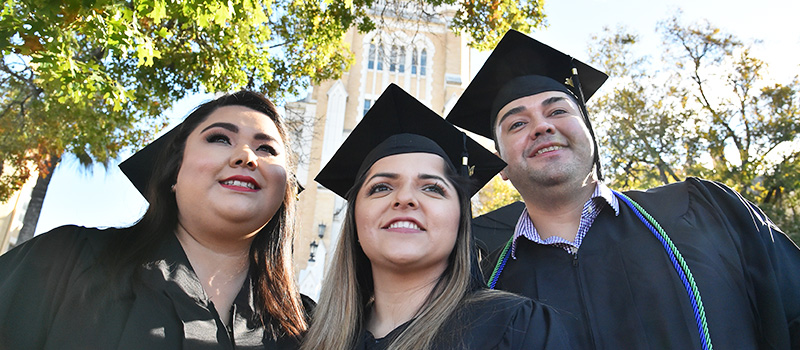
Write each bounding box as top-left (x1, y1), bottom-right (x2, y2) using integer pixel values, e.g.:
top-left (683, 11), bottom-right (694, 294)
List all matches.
top-left (33, 0), bottom-right (800, 235)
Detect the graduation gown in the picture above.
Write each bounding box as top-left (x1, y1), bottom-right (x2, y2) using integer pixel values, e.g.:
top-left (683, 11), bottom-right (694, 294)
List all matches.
top-left (354, 292), bottom-right (571, 349)
top-left (488, 178), bottom-right (800, 349)
top-left (0, 225), bottom-right (310, 350)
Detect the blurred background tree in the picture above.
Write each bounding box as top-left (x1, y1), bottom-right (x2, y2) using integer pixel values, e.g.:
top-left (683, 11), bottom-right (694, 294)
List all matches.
top-left (587, 13), bottom-right (800, 244)
top-left (472, 176), bottom-right (521, 217)
top-left (1, 0), bottom-right (547, 244)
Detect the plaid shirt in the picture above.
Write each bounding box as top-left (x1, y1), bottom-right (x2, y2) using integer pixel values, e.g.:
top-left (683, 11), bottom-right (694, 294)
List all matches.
top-left (511, 182), bottom-right (620, 257)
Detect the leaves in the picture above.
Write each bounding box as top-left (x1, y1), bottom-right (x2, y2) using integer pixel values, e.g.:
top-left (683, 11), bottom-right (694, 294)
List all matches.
top-left (472, 176), bottom-right (522, 217)
top-left (589, 16), bottom-right (800, 244)
top-left (0, 0), bottom-right (547, 204)
top-left (452, 0), bottom-right (546, 50)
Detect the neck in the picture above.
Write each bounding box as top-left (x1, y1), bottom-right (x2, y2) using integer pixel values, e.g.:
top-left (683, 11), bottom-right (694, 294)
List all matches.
top-left (367, 264), bottom-right (445, 338)
top-left (520, 175), bottom-right (598, 241)
top-left (175, 223), bottom-right (253, 326)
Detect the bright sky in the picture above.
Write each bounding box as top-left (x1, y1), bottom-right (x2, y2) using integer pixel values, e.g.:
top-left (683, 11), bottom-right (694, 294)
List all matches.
top-left (34, 0), bottom-right (800, 234)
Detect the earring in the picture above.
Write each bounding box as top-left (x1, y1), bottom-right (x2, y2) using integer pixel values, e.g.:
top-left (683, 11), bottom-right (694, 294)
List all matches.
top-left (171, 184), bottom-right (176, 192)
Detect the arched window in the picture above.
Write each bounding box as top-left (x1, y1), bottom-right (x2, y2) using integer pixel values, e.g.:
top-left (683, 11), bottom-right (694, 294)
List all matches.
top-left (411, 49), bottom-right (418, 75)
top-left (368, 43), bottom-right (376, 70)
top-left (363, 99), bottom-right (373, 117)
top-left (398, 46), bottom-right (406, 73)
top-left (420, 49), bottom-right (427, 76)
top-left (377, 44), bottom-right (384, 71)
top-left (389, 45), bottom-right (397, 72)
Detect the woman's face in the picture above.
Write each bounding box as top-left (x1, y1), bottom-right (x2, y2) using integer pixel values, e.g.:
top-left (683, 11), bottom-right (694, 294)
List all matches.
top-left (174, 105), bottom-right (288, 238)
top-left (354, 153), bottom-right (460, 273)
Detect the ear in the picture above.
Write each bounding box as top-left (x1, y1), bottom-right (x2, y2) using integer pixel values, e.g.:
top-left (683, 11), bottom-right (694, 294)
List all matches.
top-left (499, 167), bottom-right (509, 182)
top-left (493, 150), bottom-right (510, 181)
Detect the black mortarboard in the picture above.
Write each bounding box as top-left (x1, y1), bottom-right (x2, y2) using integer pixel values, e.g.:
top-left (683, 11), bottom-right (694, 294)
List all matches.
top-left (119, 126), bottom-right (179, 198)
top-left (446, 29), bottom-right (608, 140)
top-left (314, 83), bottom-right (506, 199)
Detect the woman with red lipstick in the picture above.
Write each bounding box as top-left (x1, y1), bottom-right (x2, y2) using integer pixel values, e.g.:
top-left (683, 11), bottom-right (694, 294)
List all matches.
top-left (0, 91), bottom-right (311, 349)
top-left (303, 84), bottom-right (569, 350)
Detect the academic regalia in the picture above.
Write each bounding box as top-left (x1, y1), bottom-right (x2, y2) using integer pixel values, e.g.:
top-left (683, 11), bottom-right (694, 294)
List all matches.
top-left (0, 225), bottom-right (312, 350)
top-left (488, 178), bottom-right (800, 349)
top-left (313, 84), bottom-right (569, 350)
top-left (354, 292), bottom-right (570, 350)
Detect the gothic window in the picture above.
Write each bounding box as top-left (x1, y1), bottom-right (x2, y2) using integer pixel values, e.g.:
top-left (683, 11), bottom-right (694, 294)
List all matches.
top-left (363, 99), bottom-right (373, 117)
top-left (398, 46), bottom-right (406, 73)
top-left (420, 49), bottom-right (427, 76)
top-left (389, 45), bottom-right (397, 72)
top-left (376, 44), bottom-right (384, 71)
top-left (368, 43), bottom-right (376, 70)
top-left (411, 49), bottom-right (418, 75)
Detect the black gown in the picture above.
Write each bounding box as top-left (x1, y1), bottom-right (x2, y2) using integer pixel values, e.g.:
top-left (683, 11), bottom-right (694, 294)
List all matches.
top-left (354, 292), bottom-right (571, 349)
top-left (487, 178), bottom-right (800, 349)
top-left (0, 225), bottom-right (311, 350)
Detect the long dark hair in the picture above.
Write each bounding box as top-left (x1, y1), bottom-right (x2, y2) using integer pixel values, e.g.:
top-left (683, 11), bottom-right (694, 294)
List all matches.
top-left (108, 90), bottom-right (306, 339)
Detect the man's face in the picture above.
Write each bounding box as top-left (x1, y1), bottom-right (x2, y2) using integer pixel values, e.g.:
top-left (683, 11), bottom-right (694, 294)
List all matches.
top-left (493, 91), bottom-right (595, 190)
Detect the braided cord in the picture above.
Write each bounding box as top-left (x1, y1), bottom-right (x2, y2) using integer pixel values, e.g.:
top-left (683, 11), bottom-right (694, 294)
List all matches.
top-left (487, 237), bottom-right (514, 289)
top-left (614, 191), bottom-right (712, 350)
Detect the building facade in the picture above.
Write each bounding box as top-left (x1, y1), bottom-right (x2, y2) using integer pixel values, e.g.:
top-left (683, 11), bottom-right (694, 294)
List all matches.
top-left (287, 10), bottom-right (472, 300)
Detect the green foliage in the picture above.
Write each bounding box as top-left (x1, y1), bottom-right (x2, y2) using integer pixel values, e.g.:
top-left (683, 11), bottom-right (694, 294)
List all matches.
top-left (450, 0), bottom-right (546, 50)
top-left (472, 175), bottom-right (521, 217)
top-left (587, 16), bottom-right (800, 244)
top-left (0, 0), bottom-right (547, 203)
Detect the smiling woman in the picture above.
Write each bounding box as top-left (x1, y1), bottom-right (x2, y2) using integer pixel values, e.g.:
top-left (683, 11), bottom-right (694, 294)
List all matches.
top-left (0, 91), bottom-right (311, 349)
top-left (303, 84), bottom-right (570, 350)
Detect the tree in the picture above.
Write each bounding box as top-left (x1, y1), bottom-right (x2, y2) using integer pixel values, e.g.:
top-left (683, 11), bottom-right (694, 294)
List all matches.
top-left (587, 16), bottom-right (800, 244)
top-left (472, 176), bottom-right (522, 217)
top-left (588, 27), bottom-right (699, 190)
top-left (1, 0), bottom-right (547, 244)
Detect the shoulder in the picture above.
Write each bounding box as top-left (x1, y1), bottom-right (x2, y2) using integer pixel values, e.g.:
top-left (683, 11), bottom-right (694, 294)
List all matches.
top-left (0, 225), bottom-right (129, 282)
top-left (460, 289), bottom-right (556, 320)
top-left (447, 290), bottom-right (570, 349)
top-left (0, 225), bottom-right (127, 348)
top-left (2, 225), bottom-right (117, 259)
top-left (620, 177), bottom-right (761, 223)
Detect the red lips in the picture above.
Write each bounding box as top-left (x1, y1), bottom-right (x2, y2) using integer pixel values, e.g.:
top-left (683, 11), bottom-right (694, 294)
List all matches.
top-left (219, 175), bottom-right (261, 191)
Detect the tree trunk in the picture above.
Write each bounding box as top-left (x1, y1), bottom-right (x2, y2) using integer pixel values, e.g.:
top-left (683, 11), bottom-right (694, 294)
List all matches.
top-left (16, 158), bottom-right (59, 245)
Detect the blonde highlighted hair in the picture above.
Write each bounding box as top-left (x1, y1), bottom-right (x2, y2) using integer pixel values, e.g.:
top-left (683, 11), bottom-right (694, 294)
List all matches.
top-left (301, 157), bottom-right (483, 349)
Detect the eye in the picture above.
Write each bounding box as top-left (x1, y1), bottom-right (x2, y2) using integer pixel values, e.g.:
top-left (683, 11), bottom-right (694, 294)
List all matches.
top-left (206, 133), bottom-right (230, 145)
top-left (508, 120), bottom-right (526, 131)
top-left (550, 109), bottom-right (568, 116)
top-left (367, 183), bottom-right (392, 196)
top-left (422, 183), bottom-right (446, 196)
top-left (257, 144), bottom-right (279, 156)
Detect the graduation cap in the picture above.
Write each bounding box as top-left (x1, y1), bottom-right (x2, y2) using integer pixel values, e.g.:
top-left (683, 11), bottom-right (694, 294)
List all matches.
top-left (119, 126), bottom-right (179, 198)
top-left (315, 83), bottom-right (506, 199)
top-left (446, 29), bottom-right (608, 140)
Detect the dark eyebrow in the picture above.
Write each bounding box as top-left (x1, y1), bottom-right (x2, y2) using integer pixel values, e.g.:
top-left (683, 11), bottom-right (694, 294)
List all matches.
top-left (201, 122), bottom-right (278, 142)
top-left (495, 95), bottom-right (570, 128)
top-left (201, 122), bottom-right (238, 133)
top-left (253, 133), bottom-right (277, 142)
top-left (496, 105), bottom-right (527, 129)
top-left (419, 173), bottom-right (452, 189)
top-left (542, 96), bottom-right (567, 106)
top-left (367, 172), bottom-right (398, 182)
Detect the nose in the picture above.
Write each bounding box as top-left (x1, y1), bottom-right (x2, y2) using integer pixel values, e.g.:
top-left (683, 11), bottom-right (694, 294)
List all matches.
top-left (231, 147), bottom-right (258, 169)
top-left (530, 117), bottom-right (555, 139)
top-left (392, 185), bottom-right (418, 210)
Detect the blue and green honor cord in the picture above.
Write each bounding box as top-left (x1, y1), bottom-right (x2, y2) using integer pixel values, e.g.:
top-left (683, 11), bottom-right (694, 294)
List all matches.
top-left (487, 191), bottom-right (712, 350)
